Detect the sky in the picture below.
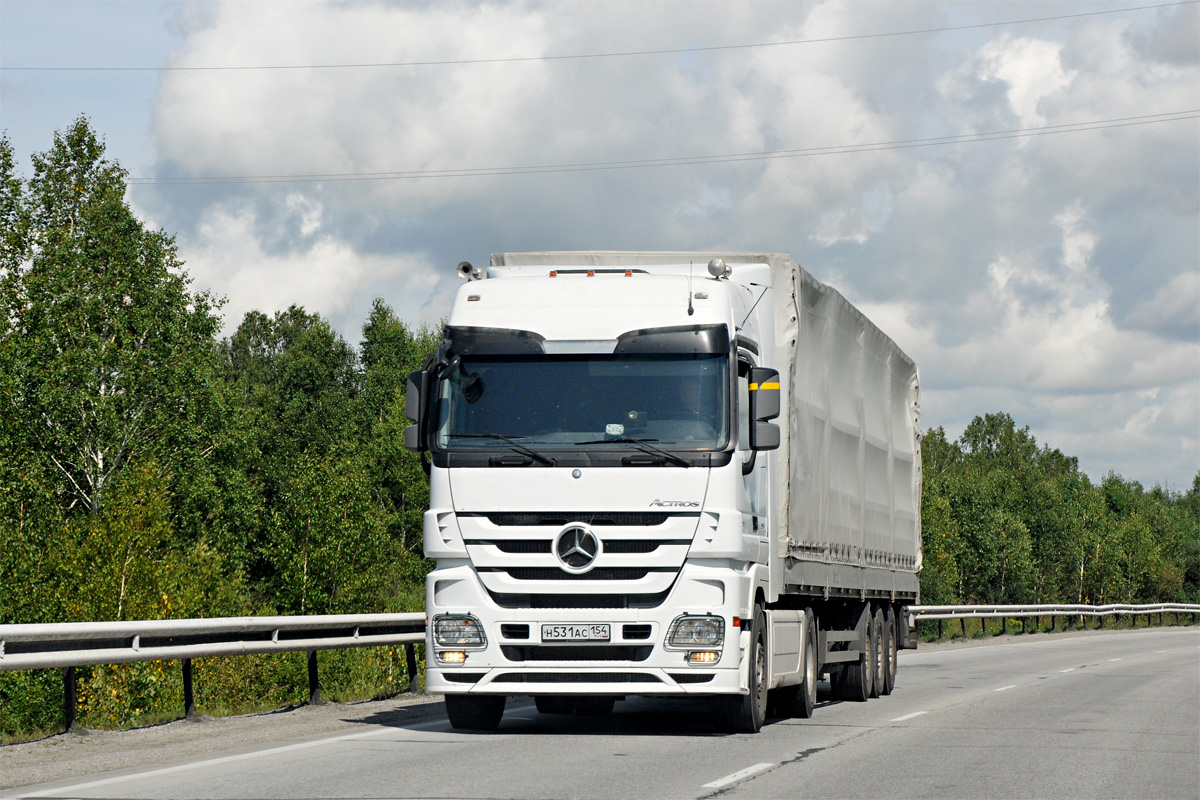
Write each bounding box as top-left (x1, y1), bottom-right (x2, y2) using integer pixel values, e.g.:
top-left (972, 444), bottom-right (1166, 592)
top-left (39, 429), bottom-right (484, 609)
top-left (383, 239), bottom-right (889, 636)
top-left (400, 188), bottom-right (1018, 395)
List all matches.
top-left (1, 0), bottom-right (1197, 490)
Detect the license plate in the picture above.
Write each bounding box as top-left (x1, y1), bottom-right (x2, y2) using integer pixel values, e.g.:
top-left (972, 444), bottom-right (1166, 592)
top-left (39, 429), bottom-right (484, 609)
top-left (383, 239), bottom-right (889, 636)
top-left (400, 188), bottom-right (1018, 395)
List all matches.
top-left (541, 624), bottom-right (611, 642)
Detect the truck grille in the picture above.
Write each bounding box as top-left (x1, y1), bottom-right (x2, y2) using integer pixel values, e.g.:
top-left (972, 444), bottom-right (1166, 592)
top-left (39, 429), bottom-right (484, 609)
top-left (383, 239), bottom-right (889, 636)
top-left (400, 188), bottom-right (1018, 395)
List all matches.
top-left (488, 590), bottom-right (672, 609)
top-left (478, 512), bottom-right (679, 527)
top-left (461, 510), bottom-right (706, 606)
top-left (466, 539), bottom-right (688, 555)
top-left (501, 645), bottom-right (653, 662)
top-left (488, 567), bottom-right (671, 581)
top-left (492, 672), bottom-right (661, 683)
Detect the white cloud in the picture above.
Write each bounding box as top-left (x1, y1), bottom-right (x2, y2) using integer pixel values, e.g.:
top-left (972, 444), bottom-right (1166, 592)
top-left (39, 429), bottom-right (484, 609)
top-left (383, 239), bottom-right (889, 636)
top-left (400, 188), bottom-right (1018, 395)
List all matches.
top-left (178, 201), bottom-right (439, 336)
top-left (1126, 271), bottom-right (1200, 337)
top-left (978, 36), bottom-right (1076, 126)
top-left (132, 0), bottom-right (1198, 486)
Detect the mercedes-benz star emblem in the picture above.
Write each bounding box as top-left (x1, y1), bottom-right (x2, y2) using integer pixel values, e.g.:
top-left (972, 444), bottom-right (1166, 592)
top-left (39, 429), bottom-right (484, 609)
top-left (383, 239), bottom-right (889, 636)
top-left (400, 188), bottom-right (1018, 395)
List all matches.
top-left (554, 525), bottom-right (601, 574)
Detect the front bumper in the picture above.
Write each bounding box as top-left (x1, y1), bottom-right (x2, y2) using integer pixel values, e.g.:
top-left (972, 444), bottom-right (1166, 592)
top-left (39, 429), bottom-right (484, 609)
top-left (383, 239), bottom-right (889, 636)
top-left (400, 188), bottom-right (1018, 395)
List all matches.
top-left (426, 562), bottom-right (750, 696)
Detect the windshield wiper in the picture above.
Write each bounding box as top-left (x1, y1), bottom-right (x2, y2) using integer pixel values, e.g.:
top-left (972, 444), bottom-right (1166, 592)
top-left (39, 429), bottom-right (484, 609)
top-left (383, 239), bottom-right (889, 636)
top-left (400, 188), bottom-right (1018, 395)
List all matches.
top-left (574, 437), bottom-right (691, 468)
top-left (447, 433), bottom-right (556, 466)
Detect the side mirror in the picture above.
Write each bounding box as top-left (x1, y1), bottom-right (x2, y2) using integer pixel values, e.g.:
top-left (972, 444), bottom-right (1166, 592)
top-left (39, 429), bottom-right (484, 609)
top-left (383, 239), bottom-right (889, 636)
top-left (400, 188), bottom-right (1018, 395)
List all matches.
top-left (749, 367), bottom-right (781, 451)
top-left (404, 369), bottom-right (430, 452)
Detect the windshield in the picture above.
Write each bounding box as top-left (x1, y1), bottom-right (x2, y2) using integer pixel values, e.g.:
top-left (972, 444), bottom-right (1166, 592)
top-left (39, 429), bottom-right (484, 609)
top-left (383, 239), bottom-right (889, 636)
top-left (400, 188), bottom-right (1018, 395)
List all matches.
top-left (436, 353), bottom-right (729, 451)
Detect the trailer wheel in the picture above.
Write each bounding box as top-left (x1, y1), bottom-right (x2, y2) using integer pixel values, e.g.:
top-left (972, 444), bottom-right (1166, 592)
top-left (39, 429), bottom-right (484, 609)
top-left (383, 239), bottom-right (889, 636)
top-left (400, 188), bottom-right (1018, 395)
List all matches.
top-left (834, 609), bottom-right (874, 702)
top-left (870, 606), bottom-right (885, 698)
top-left (445, 694), bottom-right (506, 731)
top-left (882, 606), bottom-right (898, 695)
top-left (719, 607), bottom-right (767, 733)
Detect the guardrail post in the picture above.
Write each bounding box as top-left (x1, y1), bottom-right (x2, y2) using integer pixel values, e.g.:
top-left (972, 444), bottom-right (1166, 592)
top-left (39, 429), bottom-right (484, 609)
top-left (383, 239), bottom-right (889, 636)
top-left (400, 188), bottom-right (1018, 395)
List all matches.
top-left (183, 658), bottom-right (195, 719)
top-left (307, 650), bottom-right (321, 706)
top-left (937, 619), bottom-right (943, 640)
top-left (63, 666), bottom-right (77, 732)
top-left (1002, 617), bottom-right (1007, 635)
top-left (404, 642), bottom-right (420, 694)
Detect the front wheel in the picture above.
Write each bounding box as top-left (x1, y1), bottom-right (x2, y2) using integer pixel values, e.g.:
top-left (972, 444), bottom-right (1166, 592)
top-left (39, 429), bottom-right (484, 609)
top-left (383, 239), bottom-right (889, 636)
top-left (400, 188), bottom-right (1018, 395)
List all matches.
top-left (719, 607), bottom-right (767, 733)
top-left (445, 694), bottom-right (505, 731)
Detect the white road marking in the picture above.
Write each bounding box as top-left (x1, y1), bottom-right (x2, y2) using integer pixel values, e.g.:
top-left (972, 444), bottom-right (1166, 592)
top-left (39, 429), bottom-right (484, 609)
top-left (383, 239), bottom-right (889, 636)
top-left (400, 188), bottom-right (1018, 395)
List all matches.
top-left (702, 762), bottom-right (776, 789)
top-left (1059, 668), bottom-right (1076, 673)
top-left (890, 711), bottom-right (929, 722)
top-left (994, 685), bottom-right (1017, 692)
top-left (10, 705), bottom-right (527, 799)
top-left (1154, 650), bottom-right (1167, 654)
top-left (1108, 658), bottom-right (1122, 662)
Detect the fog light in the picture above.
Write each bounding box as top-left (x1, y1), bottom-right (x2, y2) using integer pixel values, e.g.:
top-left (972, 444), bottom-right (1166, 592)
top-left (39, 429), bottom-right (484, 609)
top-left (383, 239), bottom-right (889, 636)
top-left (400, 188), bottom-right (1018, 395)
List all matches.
top-left (667, 615), bottom-right (725, 647)
top-left (433, 615), bottom-right (486, 647)
top-left (438, 650), bottom-right (468, 664)
top-left (688, 651), bottom-right (720, 665)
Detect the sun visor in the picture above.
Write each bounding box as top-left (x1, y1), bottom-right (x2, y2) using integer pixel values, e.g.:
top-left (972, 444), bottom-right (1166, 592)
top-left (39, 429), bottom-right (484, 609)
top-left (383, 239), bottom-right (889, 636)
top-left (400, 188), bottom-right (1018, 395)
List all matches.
top-left (613, 324), bottom-right (729, 355)
top-left (445, 326), bottom-right (546, 355)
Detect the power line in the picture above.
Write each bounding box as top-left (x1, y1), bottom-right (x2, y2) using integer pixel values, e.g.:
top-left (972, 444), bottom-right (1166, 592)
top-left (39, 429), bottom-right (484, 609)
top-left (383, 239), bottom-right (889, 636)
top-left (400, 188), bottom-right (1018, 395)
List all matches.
top-left (5, 1), bottom-right (1194, 72)
top-left (129, 111), bottom-right (1198, 185)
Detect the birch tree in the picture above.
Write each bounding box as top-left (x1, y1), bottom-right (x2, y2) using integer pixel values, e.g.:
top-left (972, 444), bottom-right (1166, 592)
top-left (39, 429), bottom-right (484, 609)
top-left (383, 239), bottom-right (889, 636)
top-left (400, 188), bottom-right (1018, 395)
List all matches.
top-left (0, 117), bottom-right (220, 515)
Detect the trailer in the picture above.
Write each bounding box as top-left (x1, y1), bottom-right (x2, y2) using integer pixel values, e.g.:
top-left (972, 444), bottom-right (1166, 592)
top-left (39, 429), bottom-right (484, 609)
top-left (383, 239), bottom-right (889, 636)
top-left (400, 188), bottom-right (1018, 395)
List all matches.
top-left (405, 252), bottom-right (921, 731)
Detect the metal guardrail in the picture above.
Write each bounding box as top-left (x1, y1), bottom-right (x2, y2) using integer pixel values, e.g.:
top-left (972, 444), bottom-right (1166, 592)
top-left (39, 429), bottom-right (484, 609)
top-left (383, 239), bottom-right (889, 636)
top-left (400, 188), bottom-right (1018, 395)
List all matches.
top-left (910, 602), bottom-right (1200, 620)
top-left (0, 613), bottom-right (426, 730)
top-left (908, 602), bottom-right (1200, 640)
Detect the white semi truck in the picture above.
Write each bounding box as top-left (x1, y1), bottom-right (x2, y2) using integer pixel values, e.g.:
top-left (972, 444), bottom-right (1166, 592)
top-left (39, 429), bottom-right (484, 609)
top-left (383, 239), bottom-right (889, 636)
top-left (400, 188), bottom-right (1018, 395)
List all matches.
top-left (404, 252), bottom-right (921, 732)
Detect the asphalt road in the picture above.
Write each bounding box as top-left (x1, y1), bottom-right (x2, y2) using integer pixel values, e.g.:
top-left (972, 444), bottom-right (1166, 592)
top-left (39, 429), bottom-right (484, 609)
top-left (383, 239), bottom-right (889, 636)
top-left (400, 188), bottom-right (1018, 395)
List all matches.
top-left (4, 627), bottom-right (1197, 800)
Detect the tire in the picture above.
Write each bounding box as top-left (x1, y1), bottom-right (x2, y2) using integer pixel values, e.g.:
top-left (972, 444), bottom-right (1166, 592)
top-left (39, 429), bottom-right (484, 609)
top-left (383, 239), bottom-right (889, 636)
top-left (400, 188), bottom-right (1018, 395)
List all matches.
top-left (797, 609), bottom-right (818, 717)
top-left (719, 606), bottom-right (768, 733)
top-left (771, 609), bottom-right (818, 719)
top-left (834, 608), bottom-right (874, 702)
top-left (869, 606), bottom-right (885, 698)
top-left (882, 605), bottom-right (898, 695)
top-left (445, 694), bottom-right (506, 731)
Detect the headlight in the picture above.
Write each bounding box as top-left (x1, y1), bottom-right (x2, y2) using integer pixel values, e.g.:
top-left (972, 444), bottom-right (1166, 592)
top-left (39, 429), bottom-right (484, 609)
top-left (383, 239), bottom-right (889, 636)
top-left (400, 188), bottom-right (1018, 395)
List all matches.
top-left (667, 615), bottom-right (725, 648)
top-left (433, 615), bottom-right (487, 648)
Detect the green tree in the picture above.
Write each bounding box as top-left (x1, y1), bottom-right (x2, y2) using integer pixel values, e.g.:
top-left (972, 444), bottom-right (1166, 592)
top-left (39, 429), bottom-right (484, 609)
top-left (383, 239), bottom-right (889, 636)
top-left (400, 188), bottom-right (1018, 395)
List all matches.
top-left (0, 117), bottom-right (221, 517)
top-left (359, 298), bottom-right (440, 551)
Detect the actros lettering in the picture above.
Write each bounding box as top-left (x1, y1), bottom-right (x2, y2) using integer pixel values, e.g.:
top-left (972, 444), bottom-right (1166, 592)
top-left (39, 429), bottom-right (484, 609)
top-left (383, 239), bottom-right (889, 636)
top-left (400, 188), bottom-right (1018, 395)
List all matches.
top-left (649, 499), bottom-right (700, 508)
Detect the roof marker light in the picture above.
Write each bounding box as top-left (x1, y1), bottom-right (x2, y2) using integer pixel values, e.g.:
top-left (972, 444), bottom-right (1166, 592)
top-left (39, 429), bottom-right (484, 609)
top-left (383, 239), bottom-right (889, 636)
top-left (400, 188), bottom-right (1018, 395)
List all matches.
top-left (549, 271), bottom-right (558, 277)
top-left (587, 270), bottom-right (595, 277)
